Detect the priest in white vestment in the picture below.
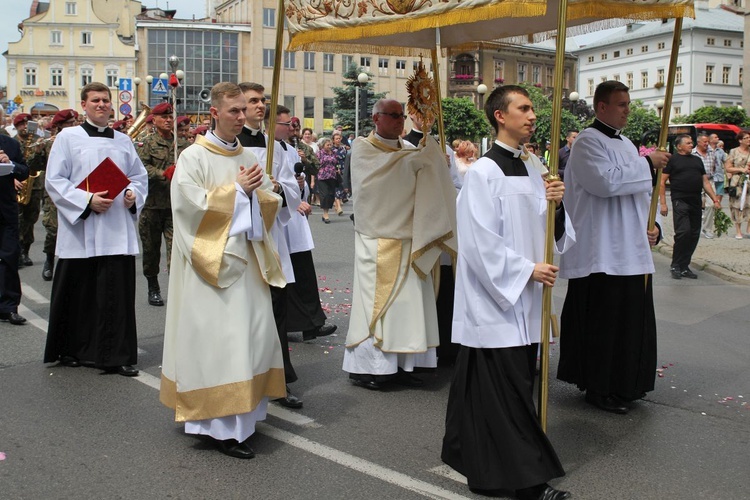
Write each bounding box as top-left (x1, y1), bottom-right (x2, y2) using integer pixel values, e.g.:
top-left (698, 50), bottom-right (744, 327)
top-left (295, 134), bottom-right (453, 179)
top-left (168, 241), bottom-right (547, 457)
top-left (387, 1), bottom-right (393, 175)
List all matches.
top-left (343, 99), bottom-right (457, 390)
top-left (441, 85), bottom-right (574, 500)
top-left (160, 83), bottom-right (286, 459)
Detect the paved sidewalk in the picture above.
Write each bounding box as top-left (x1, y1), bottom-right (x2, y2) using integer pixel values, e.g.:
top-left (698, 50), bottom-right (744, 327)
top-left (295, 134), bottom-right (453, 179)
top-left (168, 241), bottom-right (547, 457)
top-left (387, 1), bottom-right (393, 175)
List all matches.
top-left (656, 192), bottom-right (750, 284)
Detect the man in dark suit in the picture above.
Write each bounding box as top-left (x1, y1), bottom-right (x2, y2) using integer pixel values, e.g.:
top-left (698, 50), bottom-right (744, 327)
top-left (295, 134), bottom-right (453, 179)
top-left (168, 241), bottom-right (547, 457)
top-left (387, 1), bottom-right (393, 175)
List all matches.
top-left (0, 135), bottom-right (30, 325)
top-left (557, 130), bottom-right (578, 181)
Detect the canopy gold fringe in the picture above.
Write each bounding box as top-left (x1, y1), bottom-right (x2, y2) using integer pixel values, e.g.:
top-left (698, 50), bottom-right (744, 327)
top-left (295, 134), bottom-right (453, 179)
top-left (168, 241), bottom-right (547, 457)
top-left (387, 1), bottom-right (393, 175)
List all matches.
top-left (288, 3), bottom-right (546, 52)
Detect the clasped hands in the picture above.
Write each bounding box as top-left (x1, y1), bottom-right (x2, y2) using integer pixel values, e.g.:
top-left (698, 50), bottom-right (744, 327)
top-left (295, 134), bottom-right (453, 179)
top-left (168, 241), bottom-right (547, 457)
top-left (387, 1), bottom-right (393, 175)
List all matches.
top-left (90, 189), bottom-right (135, 213)
top-left (237, 163), bottom-right (264, 195)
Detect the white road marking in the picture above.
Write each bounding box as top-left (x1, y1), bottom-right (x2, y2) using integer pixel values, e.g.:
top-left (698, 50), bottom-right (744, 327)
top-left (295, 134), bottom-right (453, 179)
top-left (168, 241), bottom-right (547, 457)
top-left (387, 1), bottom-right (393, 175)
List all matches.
top-left (258, 423), bottom-right (471, 500)
top-left (428, 465), bottom-right (468, 485)
top-left (18, 303), bottom-right (49, 332)
top-left (135, 370), bottom-right (162, 390)
top-left (21, 284), bottom-right (50, 304)
top-left (267, 403), bottom-right (322, 428)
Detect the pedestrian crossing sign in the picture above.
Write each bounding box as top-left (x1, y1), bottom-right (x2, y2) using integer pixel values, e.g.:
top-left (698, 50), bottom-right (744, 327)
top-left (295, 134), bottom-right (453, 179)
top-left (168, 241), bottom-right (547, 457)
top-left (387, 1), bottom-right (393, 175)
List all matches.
top-left (152, 78), bottom-right (169, 95)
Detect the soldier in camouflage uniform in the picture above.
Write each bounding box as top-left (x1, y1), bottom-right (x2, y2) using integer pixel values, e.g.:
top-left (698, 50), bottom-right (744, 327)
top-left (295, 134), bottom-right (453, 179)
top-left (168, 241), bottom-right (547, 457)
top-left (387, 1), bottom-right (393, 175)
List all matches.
top-left (137, 102), bottom-right (188, 306)
top-left (35, 109), bottom-right (79, 281)
top-left (14, 113), bottom-right (46, 268)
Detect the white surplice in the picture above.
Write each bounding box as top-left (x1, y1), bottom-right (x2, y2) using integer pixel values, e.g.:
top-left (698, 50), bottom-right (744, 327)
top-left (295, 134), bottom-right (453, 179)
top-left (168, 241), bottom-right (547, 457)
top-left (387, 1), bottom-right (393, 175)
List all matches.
top-left (45, 127), bottom-right (148, 258)
top-left (452, 151), bottom-right (575, 349)
top-left (281, 146), bottom-right (315, 254)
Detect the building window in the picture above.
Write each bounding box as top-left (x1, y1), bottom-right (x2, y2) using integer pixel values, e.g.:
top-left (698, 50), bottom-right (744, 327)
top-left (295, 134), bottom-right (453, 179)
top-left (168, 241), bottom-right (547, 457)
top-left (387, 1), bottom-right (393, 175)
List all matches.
top-left (600, 53), bottom-right (607, 61)
top-left (613, 50), bottom-right (620, 58)
top-left (601, 76), bottom-right (607, 83)
top-left (676, 66), bottom-right (682, 85)
top-left (723, 66), bottom-right (731, 85)
top-left (378, 57), bottom-right (389, 76)
top-left (342, 55), bottom-right (353, 73)
top-left (50, 31), bottom-right (62, 45)
top-left (65, 2), bottom-right (77, 15)
top-left (494, 60), bottom-right (505, 82)
top-left (323, 97), bottom-right (334, 129)
top-left (587, 56), bottom-right (594, 63)
top-left (284, 51), bottom-right (295, 69)
top-left (263, 8), bottom-right (275, 28)
top-left (657, 42), bottom-right (665, 50)
top-left (24, 67), bottom-right (37, 87)
top-left (284, 95), bottom-right (295, 116)
top-left (707, 37), bottom-right (715, 46)
top-left (263, 49), bottom-right (275, 68)
top-left (51, 67), bottom-right (64, 87)
top-left (396, 59), bottom-right (406, 77)
top-left (106, 68), bottom-right (118, 88)
top-left (323, 53), bottom-right (334, 73)
top-left (626, 48), bottom-right (633, 56)
top-left (674, 106), bottom-right (681, 115)
top-left (641, 71), bottom-right (648, 88)
top-left (304, 52), bottom-right (315, 70)
top-left (587, 79), bottom-right (594, 95)
top-left (724, 39), bottom-right (732, 47)
top-left (564, 68), bottom-right (570, 88)
top-left (360, 57), bottom-right (371, 71)
top-left (517, 63), bottom-right (527, 83)
top-left (545, 66), bottom-right (552, 86)
top-left (532, 65), bottom-right (541, 84)
top-left (740, 67), bottom-right (743, 86)
top-left (80, 67), bottom-right (93, 87)
top-left (304, 96), bottom-right (314, 120)
top-left (641, 45), bottom-right (648, 53)
top-left (706, 65), bottom-right (714, 83)
top-left (613, 74), bottom-right (620, 82)
top-left (81, 31), bottom-right (92, 45)
top-left (657, 69), bottom-right (664, 84)
top-left (626, 72), bottom-right (633, 88)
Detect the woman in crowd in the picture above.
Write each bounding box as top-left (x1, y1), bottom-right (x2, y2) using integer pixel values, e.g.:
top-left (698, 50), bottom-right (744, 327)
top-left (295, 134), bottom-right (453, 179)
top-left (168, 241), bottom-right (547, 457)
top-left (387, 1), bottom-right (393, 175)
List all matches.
top-left (316, 138), bottom-right (340, 223)
top-left (724, 130), bottom-right (750, 239)
top-left (302, 127), bottom-right (319, 154)
top-left (331, 130), bottom-right (348, 210)
top-left (454, 140), bottom-right (477, 179)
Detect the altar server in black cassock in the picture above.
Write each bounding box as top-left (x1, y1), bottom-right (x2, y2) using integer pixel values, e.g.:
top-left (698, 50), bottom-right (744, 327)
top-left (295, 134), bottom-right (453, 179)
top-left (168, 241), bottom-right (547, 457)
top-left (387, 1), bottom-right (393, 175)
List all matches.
top-left (43, 83), bottom-right (147, 376)
top-left (442, 85), bottom-right (575, 500)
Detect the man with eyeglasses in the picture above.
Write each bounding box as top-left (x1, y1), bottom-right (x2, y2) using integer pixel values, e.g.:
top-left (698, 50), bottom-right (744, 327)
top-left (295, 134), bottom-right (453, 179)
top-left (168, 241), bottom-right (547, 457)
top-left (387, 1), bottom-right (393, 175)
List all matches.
top-left (238, 83), bottom-right (304, 410)
top-left (343, 99), bottom-right (457, 390)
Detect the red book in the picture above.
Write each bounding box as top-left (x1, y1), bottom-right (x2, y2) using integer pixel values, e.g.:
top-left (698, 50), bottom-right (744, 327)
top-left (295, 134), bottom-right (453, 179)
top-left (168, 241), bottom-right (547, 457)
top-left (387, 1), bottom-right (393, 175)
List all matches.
top-left (76, 157), bottom-right (130, 199)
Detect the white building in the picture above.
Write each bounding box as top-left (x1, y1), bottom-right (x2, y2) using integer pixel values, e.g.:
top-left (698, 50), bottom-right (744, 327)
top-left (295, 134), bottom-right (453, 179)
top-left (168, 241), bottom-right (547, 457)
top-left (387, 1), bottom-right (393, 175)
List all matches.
top-left (573, 2), bottom-right (744, 118)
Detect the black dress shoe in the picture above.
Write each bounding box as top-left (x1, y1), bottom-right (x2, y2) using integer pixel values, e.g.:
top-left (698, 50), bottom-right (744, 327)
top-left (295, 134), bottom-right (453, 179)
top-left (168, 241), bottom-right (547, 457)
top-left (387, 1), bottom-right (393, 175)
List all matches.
top-left (394, 369), bottom-right (424, 387)
top-left (20, 253), bottom-right (33, 267)
top-left (59, 355), bottom-right (81, 367)
top-left (537, 486), bottom-right (572, 500)
top-left (517, 484), bottom-right (572, 500)
top-left (585, 392), bottom-right (628, 414)
top-left (670, 268), bottom-right (682, 280)
top-left (349, 374), bottom-right (382, 391)
top-left (103, 365), bottom-right (139, 376)
top-left (148, 290), bottom-right (164, 306)
top-left (274, 386), bottom-right (303, 409)
top-left (0, 312), bottom-right (27, 325)
top-left (316, 323), bottom-right (337, 337)
top-left (217, 438), bottom-right (255, 459)
top-left (680, 268), bottom-right (698, 279)
top-left (42, 260), bottom-right (53, 281)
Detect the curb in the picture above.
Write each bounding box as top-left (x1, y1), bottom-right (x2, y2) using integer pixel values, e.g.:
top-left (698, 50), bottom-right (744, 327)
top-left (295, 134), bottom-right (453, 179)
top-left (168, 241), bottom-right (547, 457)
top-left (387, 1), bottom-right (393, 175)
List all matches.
top-left (654, 241), bottom-right (750, 286)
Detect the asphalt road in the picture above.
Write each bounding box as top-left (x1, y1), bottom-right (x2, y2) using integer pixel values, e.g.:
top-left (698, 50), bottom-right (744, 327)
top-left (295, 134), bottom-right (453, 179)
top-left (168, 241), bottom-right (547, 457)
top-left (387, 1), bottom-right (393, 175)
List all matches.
top-left (1, 205), bottom-right (748, 500)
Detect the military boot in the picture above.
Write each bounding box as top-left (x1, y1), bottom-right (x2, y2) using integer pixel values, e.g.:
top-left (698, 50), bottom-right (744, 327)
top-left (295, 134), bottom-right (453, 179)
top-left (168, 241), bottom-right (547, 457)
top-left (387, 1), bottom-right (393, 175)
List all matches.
top-left (147, 276), bottom-right (164, 306)
top-left (42, 253), bottom-right (54, 281)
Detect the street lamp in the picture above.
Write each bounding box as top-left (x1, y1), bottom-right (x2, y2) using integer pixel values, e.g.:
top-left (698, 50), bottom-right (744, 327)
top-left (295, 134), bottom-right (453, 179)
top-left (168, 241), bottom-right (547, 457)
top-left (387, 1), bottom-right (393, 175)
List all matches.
top-left (656, 98), bottom-right (665, 119)
top-left (146, 75), bottom-right (153, 108)
top-left (133, 77), bottom-right (141, 113)
top-left (477, 83), bottom-right (488, 110)
top-left (355, 72), bottom-right (369, 138)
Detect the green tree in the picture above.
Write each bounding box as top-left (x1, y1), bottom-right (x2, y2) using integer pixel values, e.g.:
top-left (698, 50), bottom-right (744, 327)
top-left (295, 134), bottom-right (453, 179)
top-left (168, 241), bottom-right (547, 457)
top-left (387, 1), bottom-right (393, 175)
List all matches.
top-left (673, 105), bottom-right (750, 127)
top-left (433, 97), bottom-right (491, 143)
top-left (331, 63), bottom-right (386, 137)
top-left (621, 100), bottom-right (661, 147)
top-left (517, 83), bottom-right (589, 148)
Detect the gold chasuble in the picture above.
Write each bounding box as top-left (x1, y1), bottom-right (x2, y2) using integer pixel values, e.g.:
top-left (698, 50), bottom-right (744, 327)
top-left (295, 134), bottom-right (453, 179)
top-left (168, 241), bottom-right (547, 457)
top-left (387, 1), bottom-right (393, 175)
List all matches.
top-left (346, 134), bottom-right (457, 353)
top-left (160, 135), bottom-right (286, 422)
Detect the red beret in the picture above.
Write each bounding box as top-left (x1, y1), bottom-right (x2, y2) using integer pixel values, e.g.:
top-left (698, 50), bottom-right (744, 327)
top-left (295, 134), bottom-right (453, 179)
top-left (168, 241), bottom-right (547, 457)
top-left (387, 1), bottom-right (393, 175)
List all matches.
top-left (13, 113), bottom-right (31, 126)
top-left (123, 114), bottom-right (133, 120)
top-left (192, 125), bottom-right (209, 135)
top-left (112, 120), bottom-right (126, 132)
top-left (176, 116), bottom-right (191, 127)
top-left (150, 103), bottom-right (173, 116)
top-left (291, 117), bottom-right (301, 127)
top-left (51, 109), bottom-right (78, 128)
top-left (146, 115), bottom-right (154, 124)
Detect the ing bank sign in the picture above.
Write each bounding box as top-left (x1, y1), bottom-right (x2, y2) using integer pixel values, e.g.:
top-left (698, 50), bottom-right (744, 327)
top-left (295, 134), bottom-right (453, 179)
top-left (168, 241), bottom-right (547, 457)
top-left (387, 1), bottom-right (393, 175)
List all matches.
top-left (20, 89), bottom-right (68, 97)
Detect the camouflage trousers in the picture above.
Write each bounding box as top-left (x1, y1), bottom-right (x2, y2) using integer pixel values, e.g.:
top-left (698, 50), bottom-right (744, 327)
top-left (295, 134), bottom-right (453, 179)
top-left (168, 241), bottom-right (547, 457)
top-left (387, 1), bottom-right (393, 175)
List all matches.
top-left (139, 208), bottom-right (172, 278)
top-left (19, 189), bottom-right (43, 253)
top-left (42, 191), bottom-right (58, 256)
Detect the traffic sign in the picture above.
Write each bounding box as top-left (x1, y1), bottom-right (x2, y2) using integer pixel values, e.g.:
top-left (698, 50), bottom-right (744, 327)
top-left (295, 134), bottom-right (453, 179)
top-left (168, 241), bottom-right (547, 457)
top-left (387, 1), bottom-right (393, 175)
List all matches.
top-left (13, 95), bottom-right (23, 105)
top-left (119, 103), bottom-right (132, 116)
top-left (118, 78), bottom-right (133, 92)
top-left (152, 78), bottom-right (169, 95)
top-left (6, 102), bottom-right (18, 113)
top-left (119, 90), bottom-right (132, 103)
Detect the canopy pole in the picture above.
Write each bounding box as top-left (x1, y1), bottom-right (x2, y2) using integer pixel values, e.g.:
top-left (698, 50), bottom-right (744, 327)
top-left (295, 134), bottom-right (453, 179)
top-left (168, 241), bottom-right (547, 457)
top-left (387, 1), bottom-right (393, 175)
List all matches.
top-left (431, 28), bottom-right (446, 152)
top-left (265, 0), bottom-right (286, 176)
top-left (646, 17), bottom-right (683, 286)
top-left (538, 0), bottom-right (570, 433)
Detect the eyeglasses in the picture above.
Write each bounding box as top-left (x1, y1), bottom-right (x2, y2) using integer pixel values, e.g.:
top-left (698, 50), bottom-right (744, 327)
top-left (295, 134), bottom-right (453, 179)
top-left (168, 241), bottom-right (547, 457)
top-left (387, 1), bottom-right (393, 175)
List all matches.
top-left (277, 121), bottom-right (293, 127)
top-left (377, 112), bottom-right (407, 120)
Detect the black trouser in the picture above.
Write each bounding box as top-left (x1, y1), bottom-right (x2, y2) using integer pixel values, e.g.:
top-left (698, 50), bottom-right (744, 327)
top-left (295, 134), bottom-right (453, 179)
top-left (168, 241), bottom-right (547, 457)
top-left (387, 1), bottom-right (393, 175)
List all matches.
top-left (671, 198), bottom-right (701, 271)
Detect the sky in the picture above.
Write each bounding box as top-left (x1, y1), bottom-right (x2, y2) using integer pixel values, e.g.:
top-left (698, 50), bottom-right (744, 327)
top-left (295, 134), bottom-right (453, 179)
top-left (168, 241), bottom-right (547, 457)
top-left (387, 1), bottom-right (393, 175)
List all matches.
top-left (0, 0), bottom-right (210, 87)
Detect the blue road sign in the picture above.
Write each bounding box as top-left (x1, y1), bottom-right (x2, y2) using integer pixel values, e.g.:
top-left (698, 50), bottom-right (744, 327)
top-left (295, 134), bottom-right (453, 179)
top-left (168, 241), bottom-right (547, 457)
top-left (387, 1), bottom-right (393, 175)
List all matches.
top-left (151, 78), bottom-right (169, 95)
top-left (119, 78), bottom-right (133, 92)
top-left (120, 103), bottom-right (132, 116)
top-left (6, 102), bottom-right (18, 113)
